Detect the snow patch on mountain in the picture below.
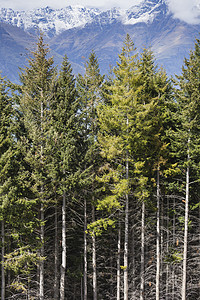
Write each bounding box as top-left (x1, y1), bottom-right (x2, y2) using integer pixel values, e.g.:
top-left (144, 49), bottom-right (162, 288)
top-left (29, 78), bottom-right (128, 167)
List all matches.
top-left (0, 6), bottom-right (101, 36)
top-left (0, 0), bottom-right (168, 37)
top-left (123, 0), bottom-right (167, 25)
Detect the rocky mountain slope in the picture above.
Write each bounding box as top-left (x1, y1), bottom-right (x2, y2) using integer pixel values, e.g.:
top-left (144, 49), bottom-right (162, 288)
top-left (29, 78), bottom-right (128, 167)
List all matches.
top-left (0, 0), bottom-right (200, 82)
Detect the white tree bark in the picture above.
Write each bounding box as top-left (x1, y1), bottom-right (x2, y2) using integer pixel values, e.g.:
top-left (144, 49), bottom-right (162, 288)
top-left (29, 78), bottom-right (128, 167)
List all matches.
top-left (166, 197), bottom-right (169, 300)
top-left (54, 204), bottom-right (59, 300)
top-left (156, 167), bottom-right (160, 300)
top-left (117, 221), bottom-right (121, 300)
top-left (84, 197), bottom-right (87, 300)
top-left (140, 201), bottom-right (145, 300)
top-left (1, 220), bottom-right (5, 300)
top-left (131, 224), bottom-right (136, 300)
top-left (92, 205), bottom-right (97, 300)
top-left (124, 192), bottom-right (129, 300)
top-left (60, 191), bottom-right (67, 300)
top-left (124, 115), bottom-right (129, 300)
top-left (172, 197), bottom-right (176, 298)
top-left (182, 148), bottom-right (190, 300)
top-left (39, 99), bottom-right (44, 300)
top-left (39, 203), bottom-right (44, 300)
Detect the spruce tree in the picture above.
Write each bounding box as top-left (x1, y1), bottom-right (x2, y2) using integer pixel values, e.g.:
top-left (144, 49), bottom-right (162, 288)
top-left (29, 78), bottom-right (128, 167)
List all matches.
top-left (0, 75), bottom-right (38, 299)
top-left (77, 50), bottom-right (104, 300)
top-left (174, 37), bottom-right (200, 300)
top-left (97, 34), bottom-right (138, 300)
top-left (135, 48), bottom-right (174, 300)
top-left (0, 75), bottom-right (14, 300)
top-left (48, 54), bottom-right (79, 300)
top-left (19, 33), bottom-right (56, 300)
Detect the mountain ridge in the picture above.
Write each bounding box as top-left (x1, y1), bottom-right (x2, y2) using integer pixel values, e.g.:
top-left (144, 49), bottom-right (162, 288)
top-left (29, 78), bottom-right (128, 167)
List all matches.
top-left (0, 0), bottom-right (200, 82)
top-left (0, 0), bottom-right (168, 37)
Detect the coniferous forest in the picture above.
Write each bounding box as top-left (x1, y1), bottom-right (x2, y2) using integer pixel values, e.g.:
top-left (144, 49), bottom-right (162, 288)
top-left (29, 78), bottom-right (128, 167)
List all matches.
top-left (0, 33), bottom-right (200, 300)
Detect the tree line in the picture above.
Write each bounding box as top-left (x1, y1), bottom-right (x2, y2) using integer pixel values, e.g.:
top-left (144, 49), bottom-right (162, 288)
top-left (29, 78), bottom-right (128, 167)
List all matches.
top-left (0, 33), bottom-right (200, 300)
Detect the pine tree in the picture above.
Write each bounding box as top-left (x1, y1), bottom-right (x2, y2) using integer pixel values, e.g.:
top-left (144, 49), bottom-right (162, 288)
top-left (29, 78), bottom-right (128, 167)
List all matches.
top-left (0, 75), bottom-right (14, 300)
top-left (174, 37), bottom-right (200, 300)
top-left (97, 34), bottom-right (138, 300)
top-left (48, 54), bottom-right (79, 300)
top-left (19, 33), bottom-right (56, 300)
top-left (128, 47), bottom-right (174, 299)
top-left (0, 75), bottom-right (39, 299)
top-left (77, 50), bottom-right (104, 300)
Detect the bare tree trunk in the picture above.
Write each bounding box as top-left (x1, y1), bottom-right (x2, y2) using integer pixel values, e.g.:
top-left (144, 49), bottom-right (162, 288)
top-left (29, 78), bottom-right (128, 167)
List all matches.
top-left (39, 203), bottom-right (44, 300)
top-left (1, 220), bottom-right (5, 300)
top-left (166, 197), bottom-right (169, 300)
top-left (182, 149), bottom-right (190, 300)
top-left (156, 167), bottom-right (160, 300)
top-left (117, 221), bottom-right (121, 300)
top-left (60, 191), bottom-right (67, 300)
top-left (160, 194), bottom-right (164, 299)
top-left (124, 192), bottom-right (129, 300)
top-left (54, 203), bottom-right (59, 300)
top-left (39, 100), bottom-right (44, 300)
top-left (124, 116), bottom-right (129, 300)
top-left (172, 196), bottom-right (176, 299)
top-left (131, 223), bottom-right (136, 300)
top-left (92, 205), bottom-right (97, 300)
top-left (140, 201), bottom-right (145, 300)
top-left (27, 276), bottom-right (31, 300)
top-left (84, 197), bottom-right (87, 300)
top-left (199, 206), bottom-right (200, 293)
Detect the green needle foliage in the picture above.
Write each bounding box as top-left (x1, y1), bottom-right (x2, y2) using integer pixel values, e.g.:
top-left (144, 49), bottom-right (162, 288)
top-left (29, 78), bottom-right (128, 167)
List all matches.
top-left (19, 33), bottom-right (56, 205)
top-left (48, 54), bottom-right (79, 195)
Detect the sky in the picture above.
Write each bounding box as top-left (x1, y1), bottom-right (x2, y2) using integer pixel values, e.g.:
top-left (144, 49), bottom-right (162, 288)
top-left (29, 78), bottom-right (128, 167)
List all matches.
top-left (0, 0), bottom-right (200, 24)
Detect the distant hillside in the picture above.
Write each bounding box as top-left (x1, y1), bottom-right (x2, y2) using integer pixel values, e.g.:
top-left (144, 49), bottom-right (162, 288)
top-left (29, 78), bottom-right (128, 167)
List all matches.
top-left (0, 0), bottom-right (200, 82)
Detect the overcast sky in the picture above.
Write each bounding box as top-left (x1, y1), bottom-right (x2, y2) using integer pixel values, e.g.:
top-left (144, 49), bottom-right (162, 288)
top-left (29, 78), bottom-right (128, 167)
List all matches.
top-left (0, 0), bottom-right (200, 24)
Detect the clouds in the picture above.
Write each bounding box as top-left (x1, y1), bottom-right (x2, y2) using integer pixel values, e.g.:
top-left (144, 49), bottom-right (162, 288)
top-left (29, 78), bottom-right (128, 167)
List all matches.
top-left (0, 0), bottom-right (200, 24)
top-left (74, 0), bottom-right (142, 9)
top-left (167, 0), bottom-right (200, 24)
top-left (0, 0), bottom-right (142, 10)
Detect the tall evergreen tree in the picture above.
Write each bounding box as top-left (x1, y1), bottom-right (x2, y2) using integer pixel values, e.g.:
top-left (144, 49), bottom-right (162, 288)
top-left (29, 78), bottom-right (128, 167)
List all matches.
top-left (19, 33), bottom-right (56, 300)
top-left (48, 54), bottom-right (79, 300)
top-left (77, 50), bottom-right (104, 300)
top-left (174, 37), bottom-right (200, 300)
top-left (97, 34), bottom-right (138, 300)
top-left (135, 48), bottom-right (176, 299)
top-left (0, 75), bottom-right (14, 300)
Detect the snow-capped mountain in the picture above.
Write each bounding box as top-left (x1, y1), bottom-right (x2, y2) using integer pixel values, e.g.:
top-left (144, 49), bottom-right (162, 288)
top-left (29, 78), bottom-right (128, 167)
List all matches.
top-left (0, 0), bottom-right (167, 37)
top-left (0, 6), bottom-right (102, 37)
top-left (0, 0), bottom-right (200, 82)
top-left (124, 0), bottom-right (167, 25)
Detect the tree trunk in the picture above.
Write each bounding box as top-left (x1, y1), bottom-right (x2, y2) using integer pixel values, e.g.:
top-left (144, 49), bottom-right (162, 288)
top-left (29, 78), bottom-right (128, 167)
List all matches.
top-left (182, 150), bottom-right (190, 300)
top-left (160, 194), bottom-right (164, 299)
top-left (156, 167), bottom-right (160, 300)
top-left (124, 115), bottom-right (129, 300)
top-left (131, 223), bottom-right (136, 300)
top-left (117, 221), bottom-right (121, 300)
top-left (39, 202), bottom-right (44, 300)
top-left (84, 197), bottom-right (87, 300)
top-left (60, 191), bottom-right (67, 300)
top-left (140, 201), bottom-right (145, 300)
top-left (39, 99), bottom-right (44, 300)
top-left (1, 220), bottom-right (5, 300)
top-left (124, 192), bottom-right (129, 300)
top-left (92, 205), bottom-right (97, 300)
top-left (54, 203), bottom-right (59, 300)
top-left (166, 197), bottom-right (169, 300)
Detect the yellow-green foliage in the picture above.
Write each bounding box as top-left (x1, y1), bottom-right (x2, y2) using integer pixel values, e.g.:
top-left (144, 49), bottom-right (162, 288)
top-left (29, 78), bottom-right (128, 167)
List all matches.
top-left (87, 218), bottom-right (115, 236)
top-left (4, 247), bottom-right (41, 274)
